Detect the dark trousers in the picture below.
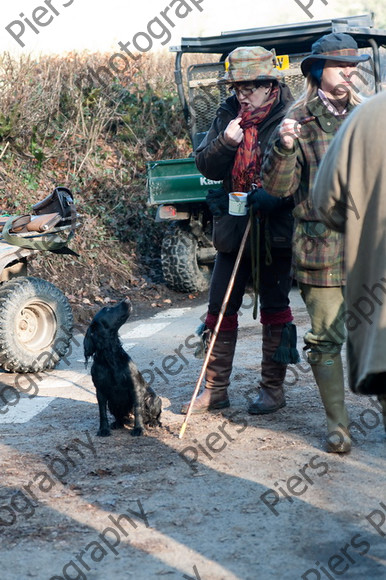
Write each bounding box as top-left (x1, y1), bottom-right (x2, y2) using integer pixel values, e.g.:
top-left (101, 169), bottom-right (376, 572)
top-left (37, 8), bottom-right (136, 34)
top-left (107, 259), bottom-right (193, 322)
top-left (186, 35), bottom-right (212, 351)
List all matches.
top-left (208, 249), bottom-right (292, 319)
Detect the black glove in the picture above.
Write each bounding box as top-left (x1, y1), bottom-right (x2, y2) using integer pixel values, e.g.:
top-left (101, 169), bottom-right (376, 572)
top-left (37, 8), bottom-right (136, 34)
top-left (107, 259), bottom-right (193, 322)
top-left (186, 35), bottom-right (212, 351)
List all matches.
top-left (206, 188), bottom-right (228, 217)
top-left (247, 187), bottom-right (289, 214)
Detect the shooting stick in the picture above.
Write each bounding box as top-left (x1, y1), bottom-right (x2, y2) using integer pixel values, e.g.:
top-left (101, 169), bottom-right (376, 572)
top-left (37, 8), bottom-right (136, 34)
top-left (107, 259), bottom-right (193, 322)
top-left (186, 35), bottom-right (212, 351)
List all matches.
top-left (179, 217), bottom-right (251, 439)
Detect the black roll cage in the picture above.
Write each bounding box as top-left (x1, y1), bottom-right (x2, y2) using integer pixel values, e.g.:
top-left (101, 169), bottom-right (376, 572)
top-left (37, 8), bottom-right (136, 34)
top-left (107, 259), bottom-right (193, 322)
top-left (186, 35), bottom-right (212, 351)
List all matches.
top-left (171, 13), bottom-right (386, 127)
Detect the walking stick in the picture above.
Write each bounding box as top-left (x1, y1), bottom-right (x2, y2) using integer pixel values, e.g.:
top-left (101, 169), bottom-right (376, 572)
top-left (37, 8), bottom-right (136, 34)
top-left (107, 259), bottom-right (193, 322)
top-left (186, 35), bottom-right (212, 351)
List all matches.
top-left (179, 217), bottom-right (251, 439)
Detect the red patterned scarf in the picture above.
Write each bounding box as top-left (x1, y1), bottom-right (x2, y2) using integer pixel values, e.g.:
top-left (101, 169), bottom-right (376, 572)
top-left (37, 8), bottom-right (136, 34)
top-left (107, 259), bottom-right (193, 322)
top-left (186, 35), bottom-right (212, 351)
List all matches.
top-left (231, 86), bottom-right (279, 192)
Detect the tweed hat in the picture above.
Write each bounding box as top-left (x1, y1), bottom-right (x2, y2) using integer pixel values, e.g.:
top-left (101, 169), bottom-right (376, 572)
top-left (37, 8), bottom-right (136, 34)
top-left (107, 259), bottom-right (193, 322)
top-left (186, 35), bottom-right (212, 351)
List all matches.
top-left (222, 46), bottom-right (282, 82)
top-left (301, 33), bottom-right (371, 76)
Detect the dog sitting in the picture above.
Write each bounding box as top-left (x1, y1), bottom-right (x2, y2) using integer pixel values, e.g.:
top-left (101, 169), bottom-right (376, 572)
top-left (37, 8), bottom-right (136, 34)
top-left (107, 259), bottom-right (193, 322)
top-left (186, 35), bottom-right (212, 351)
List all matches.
top-left (84, 299), bottom-right (162, 437)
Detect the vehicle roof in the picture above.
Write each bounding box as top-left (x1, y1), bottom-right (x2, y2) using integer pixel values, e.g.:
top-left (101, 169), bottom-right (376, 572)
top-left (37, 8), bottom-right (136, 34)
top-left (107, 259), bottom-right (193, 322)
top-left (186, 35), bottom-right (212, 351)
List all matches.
top-left (171, 14), bottom-right (386, 55)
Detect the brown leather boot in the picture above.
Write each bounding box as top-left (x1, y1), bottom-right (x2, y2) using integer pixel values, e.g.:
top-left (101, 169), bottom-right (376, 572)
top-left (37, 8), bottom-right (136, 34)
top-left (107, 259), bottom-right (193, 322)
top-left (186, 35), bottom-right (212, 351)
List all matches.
top-left (248, 324), bottom-right (288, 415)
top-left (180, 329), bottom-right (237, 414)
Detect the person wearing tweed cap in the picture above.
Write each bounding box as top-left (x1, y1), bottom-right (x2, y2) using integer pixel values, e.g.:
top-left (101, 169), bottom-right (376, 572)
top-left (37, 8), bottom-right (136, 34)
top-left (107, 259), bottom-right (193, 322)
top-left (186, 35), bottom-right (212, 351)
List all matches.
top-left (181, 46), bottom-right (299, 418)
top-left (262, 32), bottom-right (371, 454)
top-left (222, 45), bottom-right (284, 84)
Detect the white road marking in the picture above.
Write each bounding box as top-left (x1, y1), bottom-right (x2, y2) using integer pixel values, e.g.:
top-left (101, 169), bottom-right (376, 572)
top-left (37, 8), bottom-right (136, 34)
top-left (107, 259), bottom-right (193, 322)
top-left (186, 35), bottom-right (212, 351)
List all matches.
top-left (39, 383), bottom-right (82, 389)
top-left (0, 307), bottom-right (189, 426)
top-left (121, 342), bottom-right (136, 350)
top-left (34, 374), bottom-right (89, 389)
top-left (152, 307), bottom-right (192, 319)
top-left (0, 397), bottom-right (54, 424)
top-left (120, 321), bottom-right (171, 339)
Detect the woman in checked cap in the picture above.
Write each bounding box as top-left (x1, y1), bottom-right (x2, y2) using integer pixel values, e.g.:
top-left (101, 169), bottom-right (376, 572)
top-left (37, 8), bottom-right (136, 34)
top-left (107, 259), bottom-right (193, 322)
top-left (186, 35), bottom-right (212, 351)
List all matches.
top-left (181, 46), bottom-right (298, 418)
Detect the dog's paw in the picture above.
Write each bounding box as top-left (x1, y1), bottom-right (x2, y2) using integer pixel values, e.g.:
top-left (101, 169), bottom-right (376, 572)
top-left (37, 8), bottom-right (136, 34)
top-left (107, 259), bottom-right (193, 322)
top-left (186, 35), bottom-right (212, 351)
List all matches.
top-left (146, 418), bottom-right (162, 428)
top-left (131, 427), bottom-right (144, 437)
top-left (110, 421), bottom-right (124, 430)
top-left (97, 428), bottom-right (111, 437)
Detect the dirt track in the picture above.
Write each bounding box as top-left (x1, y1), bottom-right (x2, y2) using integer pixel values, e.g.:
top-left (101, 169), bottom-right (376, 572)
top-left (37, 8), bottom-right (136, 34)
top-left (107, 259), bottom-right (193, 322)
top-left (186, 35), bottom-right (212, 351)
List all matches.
top-left (0, 288), bottom-right (385, 580)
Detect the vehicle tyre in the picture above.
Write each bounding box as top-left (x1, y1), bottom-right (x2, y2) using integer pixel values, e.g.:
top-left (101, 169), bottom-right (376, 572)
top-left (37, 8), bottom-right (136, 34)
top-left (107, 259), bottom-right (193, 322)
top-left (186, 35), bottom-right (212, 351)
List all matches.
top-left (0, 276), bottom-right (73, 373)
top-left (161, 227), bottom-right (212, 293)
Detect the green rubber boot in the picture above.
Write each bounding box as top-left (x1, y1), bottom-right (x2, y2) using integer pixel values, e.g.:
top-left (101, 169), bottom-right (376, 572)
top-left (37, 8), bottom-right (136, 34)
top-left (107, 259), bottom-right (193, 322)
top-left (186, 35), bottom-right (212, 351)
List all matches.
top-left (308, 351), bottom-right (351, 453)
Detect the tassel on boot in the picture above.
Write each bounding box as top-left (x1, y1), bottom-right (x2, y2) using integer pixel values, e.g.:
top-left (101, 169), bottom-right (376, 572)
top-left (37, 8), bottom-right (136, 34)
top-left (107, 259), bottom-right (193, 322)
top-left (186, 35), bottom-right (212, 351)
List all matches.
top-left (272, 322), bottom-right (300, 365)
top-left (194, 322), bottom-right (211, 359)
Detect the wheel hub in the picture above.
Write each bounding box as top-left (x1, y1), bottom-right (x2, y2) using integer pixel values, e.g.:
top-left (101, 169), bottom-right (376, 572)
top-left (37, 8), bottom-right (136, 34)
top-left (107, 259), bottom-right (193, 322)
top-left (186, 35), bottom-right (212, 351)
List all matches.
top-left (16, 301), bottom-right (56, 352)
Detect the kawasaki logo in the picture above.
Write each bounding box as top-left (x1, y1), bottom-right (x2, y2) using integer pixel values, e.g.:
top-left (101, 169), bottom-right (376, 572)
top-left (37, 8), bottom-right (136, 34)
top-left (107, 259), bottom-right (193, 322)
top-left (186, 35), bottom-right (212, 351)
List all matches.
top-left (200, 177), bottom-right (222, 186)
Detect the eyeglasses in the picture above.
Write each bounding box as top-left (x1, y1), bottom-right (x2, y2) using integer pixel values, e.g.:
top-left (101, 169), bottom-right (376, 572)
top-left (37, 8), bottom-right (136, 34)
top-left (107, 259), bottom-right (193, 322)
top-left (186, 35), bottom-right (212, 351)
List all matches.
top-left (228, 84), bottom-right (260, 97)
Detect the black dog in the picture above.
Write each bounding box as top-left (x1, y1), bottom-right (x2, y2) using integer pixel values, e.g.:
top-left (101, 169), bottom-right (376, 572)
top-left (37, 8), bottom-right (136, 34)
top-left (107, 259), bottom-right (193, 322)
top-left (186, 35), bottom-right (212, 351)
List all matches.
top-left (84, 299), bottom-right (162, 437)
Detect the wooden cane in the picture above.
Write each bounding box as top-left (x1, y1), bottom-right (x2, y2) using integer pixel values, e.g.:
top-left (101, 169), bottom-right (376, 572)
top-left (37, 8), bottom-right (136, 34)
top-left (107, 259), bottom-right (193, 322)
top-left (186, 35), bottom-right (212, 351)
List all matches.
top-left (299, 115), bottom-right (316, 125)
top-left (179, 218), bottom-right (251, 439)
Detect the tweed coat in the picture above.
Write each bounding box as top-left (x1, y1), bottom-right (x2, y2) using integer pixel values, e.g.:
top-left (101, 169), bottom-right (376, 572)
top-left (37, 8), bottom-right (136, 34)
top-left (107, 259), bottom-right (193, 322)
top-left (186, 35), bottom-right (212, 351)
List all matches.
top-left (261, 95), bottom-right (356, 286)
top-left (312, 91), bottom-right (386, 394)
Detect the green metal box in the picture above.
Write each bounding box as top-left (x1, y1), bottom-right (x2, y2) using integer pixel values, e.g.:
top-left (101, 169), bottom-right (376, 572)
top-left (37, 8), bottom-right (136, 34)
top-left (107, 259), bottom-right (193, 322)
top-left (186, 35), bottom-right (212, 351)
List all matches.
top-left (146, 157), bottom-right (221, 205)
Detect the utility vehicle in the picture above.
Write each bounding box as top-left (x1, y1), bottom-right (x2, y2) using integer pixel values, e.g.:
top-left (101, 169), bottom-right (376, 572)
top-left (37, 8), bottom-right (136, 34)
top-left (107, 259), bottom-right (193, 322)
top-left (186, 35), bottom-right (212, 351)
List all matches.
top-left (0, 194), bottom-right (76, 373)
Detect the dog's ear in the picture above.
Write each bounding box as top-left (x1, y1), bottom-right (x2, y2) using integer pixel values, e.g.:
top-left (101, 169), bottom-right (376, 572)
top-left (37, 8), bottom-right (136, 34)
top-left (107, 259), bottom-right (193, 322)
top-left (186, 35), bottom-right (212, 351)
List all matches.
top-left (83, 325), bottom-right (97, 366)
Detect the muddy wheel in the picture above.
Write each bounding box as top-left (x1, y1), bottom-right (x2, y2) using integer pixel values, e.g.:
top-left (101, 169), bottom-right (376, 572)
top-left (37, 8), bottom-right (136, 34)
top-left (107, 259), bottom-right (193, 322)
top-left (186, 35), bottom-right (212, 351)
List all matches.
top-left (161, 227), bottom-right (213, 293)
top-left (0, 276), bottom-right (73, 373)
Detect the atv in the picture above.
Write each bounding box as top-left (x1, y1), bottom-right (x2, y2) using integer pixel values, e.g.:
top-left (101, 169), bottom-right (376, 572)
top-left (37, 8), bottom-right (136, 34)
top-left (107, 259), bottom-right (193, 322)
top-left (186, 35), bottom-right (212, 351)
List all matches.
top-left (147, 13), bottom-right (386, 293)
top-left (0, 188), bottom-right (77, 373)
